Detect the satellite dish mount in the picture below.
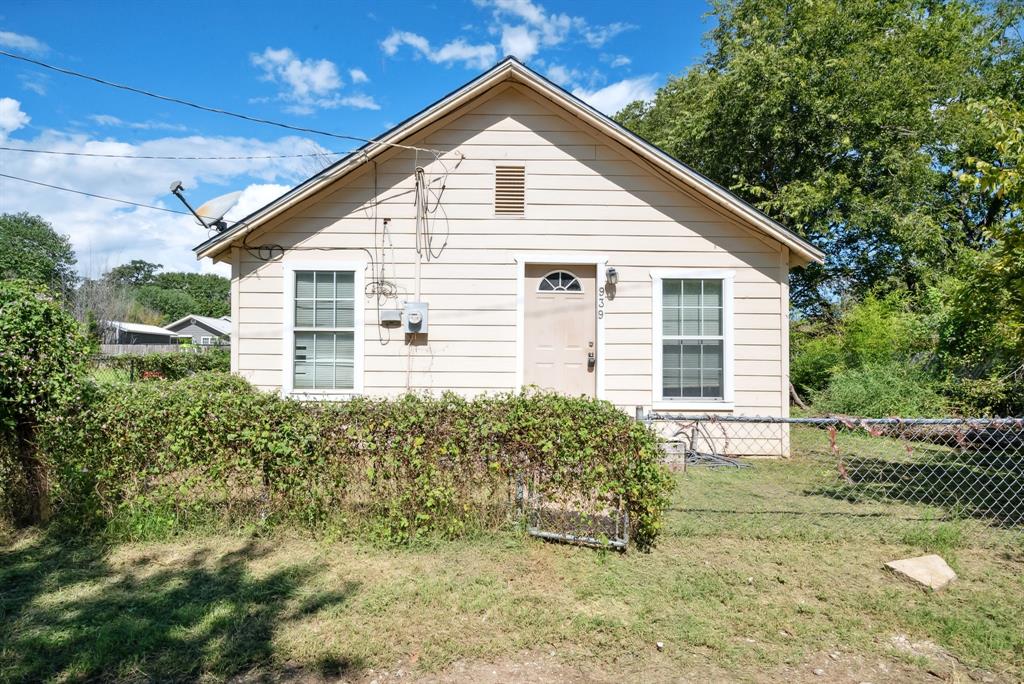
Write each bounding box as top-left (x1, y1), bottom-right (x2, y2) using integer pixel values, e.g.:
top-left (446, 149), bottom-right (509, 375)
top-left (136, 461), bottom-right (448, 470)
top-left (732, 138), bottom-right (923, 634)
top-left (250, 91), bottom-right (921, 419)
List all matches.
top-left (170, 181), bottom-right (241, 233)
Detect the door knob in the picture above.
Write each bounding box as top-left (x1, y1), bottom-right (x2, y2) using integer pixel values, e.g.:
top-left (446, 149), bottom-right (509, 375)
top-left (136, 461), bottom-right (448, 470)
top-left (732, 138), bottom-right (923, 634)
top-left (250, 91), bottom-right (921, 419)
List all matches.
top-left (587, 350), bottom-right (596, 370)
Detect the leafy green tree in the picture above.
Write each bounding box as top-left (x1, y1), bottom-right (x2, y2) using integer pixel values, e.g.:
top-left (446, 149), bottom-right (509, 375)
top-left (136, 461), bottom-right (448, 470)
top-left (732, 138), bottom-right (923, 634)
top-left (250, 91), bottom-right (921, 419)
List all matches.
top-left (150, 272), bottom-right (230, 318)
top-left (97, 262), bottom-right (230, 323)
top-left (133, 285), bottom-right (201, 323)
top-left (617, 0), bottom-right (1023, 314)
top-left (0, 213), bottom-right (78, 301)
top-left (104, 259), bottom-right (161, 288)
top-left (0, 280), bottom-right (89, 523)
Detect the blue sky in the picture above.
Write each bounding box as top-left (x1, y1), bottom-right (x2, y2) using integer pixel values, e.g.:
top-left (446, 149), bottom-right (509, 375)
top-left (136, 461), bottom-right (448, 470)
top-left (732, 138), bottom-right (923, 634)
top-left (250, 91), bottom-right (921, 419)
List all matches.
top-left (0, 0), bottom-right (713, 274)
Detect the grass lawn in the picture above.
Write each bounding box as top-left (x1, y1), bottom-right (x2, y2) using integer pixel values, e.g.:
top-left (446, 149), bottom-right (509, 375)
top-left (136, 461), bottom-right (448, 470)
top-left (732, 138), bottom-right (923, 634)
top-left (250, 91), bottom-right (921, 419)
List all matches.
top-left (2, 454), bottom-right (1023, 682)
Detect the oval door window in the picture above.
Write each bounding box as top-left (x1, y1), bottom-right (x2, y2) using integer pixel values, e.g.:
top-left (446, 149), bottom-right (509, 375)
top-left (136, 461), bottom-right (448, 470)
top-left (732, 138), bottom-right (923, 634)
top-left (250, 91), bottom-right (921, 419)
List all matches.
top-left (538, 271), bottom-right (583, 292)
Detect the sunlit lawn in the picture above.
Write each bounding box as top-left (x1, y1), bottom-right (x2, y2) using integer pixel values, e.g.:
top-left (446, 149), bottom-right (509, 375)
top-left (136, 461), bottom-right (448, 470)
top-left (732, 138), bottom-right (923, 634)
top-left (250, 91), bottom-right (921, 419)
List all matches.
top-left (2, 445), bottom-right (1022, 682)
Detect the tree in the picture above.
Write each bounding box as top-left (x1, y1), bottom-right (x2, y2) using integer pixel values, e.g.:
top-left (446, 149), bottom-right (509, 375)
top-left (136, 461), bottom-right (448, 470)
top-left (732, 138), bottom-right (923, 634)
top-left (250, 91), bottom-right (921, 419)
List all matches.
top-left (104, 259), bottom-right (161, 288)
top-left (150, 272), bottom-right (230, 318)
top-left (0, 213), bottom-right (78, 301)
top-left (134, 285), bottom-right (201, 323)
top-left (616, 0), bottom-right (1023, 314)
top-left (92, 261), bottom-right (229, 324)
top-left (0, 280), bottom-right (89, 523)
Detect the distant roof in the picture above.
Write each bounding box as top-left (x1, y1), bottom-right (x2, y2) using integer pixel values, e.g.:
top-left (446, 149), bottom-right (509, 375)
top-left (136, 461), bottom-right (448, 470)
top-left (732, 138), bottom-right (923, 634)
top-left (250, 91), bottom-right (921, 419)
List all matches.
top-left (164, 314), bottom-right (232, 336)
top-left (105, 320), bottom-right (181, 337)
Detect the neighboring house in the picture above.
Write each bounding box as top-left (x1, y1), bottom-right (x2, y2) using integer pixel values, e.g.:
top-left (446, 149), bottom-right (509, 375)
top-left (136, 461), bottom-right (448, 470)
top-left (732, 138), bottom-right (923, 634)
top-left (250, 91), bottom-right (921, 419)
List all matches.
top-left (103, 320), bottom-right (182, 345)
top-left (164, 315), bottom-right (231, 346)
top-left (193, 58), bottom-right (823, 431)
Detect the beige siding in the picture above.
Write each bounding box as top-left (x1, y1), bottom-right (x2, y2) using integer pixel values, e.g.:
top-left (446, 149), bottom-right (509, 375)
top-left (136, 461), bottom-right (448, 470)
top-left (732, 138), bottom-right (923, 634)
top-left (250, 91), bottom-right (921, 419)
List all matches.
top-left (233, 84), bottom-right (790, 416)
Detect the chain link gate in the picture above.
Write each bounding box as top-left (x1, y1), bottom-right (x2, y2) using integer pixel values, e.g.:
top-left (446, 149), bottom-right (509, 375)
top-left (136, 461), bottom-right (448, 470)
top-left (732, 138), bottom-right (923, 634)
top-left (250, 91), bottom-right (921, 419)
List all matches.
top-left (515, 471), bottom-right (630, 550)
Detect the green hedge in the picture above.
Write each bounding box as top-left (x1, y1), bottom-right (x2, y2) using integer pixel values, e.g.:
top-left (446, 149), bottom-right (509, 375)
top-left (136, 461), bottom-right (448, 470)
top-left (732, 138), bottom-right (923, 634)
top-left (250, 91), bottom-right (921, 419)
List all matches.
top-left (40, 373), bottom-right (673, 549)
top-left (103, 349), bottom-right (230, 381)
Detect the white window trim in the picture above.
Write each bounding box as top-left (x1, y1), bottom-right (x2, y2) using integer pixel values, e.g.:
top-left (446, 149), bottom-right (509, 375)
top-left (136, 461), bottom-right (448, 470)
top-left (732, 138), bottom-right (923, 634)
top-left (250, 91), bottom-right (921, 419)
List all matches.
top-left (650, 269), bottom-right (735, 411)
top-left (282, 260), bottom-right (366, 399)
top-left (200, 336), bottom-right (213, 345)
top-left (515, 253), bottom-right (607, 399)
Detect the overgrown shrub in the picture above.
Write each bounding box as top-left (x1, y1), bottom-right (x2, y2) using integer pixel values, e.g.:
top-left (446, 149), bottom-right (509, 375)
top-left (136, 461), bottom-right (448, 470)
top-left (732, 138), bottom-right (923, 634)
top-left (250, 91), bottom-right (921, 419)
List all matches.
top-left (40, 373), bottom-right (673, 550)
top-left (812, 361), bottom-right (949, 417)
top-left (0, 280), bottom-right (89, 524)
top-left (791, 293), bottom-right (934, 398)
top-left (105, 349), bottom-right (230, 380)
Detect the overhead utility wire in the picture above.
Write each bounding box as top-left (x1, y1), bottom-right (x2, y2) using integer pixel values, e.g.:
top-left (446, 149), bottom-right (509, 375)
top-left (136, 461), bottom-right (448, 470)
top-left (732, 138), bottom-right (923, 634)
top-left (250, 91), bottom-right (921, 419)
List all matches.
top-left (0, 173), bottom-right (192, 215)
top-left (0, 50), bottom-right (446, 155)
top-left (0, 145), bottom-right (347, 161)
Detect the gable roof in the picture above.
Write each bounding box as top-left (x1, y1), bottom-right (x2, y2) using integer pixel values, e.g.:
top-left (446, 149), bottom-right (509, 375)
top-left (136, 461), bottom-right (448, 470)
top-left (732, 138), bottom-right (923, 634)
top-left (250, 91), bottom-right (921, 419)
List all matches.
top-left (194, 57), bottom-right (824, 264)
top-left (164, 314), bottom-right (232, 336)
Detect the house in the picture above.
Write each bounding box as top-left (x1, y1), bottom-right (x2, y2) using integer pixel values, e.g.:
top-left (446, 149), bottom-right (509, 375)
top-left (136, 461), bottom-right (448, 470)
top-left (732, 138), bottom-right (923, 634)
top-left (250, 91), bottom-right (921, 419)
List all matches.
top-left (164, 315), bottom-right (231, 346)
top-left (193, 58), bottom-right (823, 433)
top-left (102, 320), bottom-right (182, 346)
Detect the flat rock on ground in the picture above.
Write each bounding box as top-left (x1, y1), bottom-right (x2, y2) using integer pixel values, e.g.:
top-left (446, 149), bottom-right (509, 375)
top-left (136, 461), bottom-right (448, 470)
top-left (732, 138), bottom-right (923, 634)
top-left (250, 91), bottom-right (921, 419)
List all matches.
top-left (885, 554), bottom-right (957, 591)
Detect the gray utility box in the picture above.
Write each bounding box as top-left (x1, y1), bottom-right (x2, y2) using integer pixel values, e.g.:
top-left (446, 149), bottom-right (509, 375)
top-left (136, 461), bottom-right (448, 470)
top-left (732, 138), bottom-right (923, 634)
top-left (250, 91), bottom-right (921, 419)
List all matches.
top-left (402, 301), bottom-right (429, 334)
top-left (379, 309), bottom-right (402, 327)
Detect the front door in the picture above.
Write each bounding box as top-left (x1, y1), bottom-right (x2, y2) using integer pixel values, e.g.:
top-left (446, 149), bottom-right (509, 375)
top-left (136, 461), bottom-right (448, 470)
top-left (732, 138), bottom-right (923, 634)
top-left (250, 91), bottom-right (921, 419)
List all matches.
top-left (523, 264), bottom-right (597, 396)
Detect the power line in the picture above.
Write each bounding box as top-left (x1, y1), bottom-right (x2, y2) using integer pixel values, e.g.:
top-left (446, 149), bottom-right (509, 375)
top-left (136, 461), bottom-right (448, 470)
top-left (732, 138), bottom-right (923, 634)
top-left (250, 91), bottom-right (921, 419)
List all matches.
top-left (0, 49), bottom-right (443, 155)
top-left (0, 173), bottom-right (191, 215)
top-left (0, 145), bottom-right (348, 161)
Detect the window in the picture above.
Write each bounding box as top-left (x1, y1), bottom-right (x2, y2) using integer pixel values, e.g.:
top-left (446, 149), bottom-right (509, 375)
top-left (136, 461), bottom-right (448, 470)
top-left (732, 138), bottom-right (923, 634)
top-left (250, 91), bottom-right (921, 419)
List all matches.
top-left (200, 336), bottom-right (213, 345)
top-left (652, 270), bottom-right (733, 406)
top-left (290, 269), bottom-right (358, 391)
top-left (538, 270), bottom-right (582, 292)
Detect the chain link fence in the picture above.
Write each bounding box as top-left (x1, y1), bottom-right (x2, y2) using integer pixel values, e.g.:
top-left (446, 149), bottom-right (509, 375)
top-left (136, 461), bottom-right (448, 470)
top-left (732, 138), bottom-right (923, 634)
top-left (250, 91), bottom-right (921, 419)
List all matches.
top-left (642, 411), bottom-right (1024, 548)
top-left (88, 348), bottom-right (230, 384)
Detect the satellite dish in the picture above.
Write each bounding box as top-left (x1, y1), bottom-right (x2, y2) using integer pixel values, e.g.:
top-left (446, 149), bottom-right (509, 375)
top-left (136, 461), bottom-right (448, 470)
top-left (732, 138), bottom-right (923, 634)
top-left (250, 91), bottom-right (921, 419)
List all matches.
top-left (169, 182), bottom-right (242, 232)
top-left (195, 191), bottom-right (243, 227)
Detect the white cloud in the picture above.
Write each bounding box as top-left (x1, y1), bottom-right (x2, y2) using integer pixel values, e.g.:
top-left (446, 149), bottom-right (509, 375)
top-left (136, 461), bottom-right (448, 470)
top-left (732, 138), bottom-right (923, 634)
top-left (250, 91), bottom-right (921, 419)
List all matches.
top-left (490, 0), bottom-right (570, 46)
top-left (250, 47), bottom-right (379, 113)
top-left (573, 75), bottom-right (657, 115)
top-left (88, 114), bottom-right (188, 132)
top-left (485, 0), bottom-right (570, 50)
top-left (223, 183), bottom-right (291, 224)
top-left (0, 127), bottom-right (329, 275)
top-left (0, 98), bottom-right (30, 139)
top-left (579, 21), bottom-right (635, 48)
top-left (385, 1), bottom-right (633, 76)
top-left (608, 54), bottom-right (631, 68)
top-left (546, 64), bottom-right (580, 87)
top-left (252, 47), bottom-right (342, 100)
top-left (479, 0), bottom-right (631, 52)
top-left (18, 72), bottom-right (49, 95)
top-left (321, 94), bottom-right (380, 111)
top-left (381, 31), bottom-right (497, 69)
top-left (500, 24), bottom-right (539, 60)
top-left (0, 30), bottom-right (48, 54)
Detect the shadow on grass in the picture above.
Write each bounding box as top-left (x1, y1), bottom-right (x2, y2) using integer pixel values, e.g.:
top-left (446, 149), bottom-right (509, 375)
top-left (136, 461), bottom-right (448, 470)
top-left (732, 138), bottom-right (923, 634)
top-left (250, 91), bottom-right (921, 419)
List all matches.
top-left (0, 531), bottom-right (362, 682)
top-left (818, 447), bottom-right (1024, 528)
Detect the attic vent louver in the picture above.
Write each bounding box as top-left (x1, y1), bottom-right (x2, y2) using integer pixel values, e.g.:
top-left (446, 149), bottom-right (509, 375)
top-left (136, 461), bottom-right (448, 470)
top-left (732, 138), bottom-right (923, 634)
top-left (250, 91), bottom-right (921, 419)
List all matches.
top-left (494, 165), bottom-right (525, 216)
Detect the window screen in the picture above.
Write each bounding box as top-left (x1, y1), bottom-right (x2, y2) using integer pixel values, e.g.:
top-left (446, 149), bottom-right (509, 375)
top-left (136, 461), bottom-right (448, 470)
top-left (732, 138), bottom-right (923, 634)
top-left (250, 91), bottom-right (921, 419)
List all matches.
top-left (293, 271), bottom-right (355, 390)
top-left (661, 279), bottom-right (724, 399)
